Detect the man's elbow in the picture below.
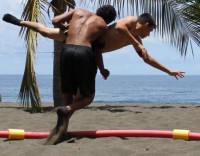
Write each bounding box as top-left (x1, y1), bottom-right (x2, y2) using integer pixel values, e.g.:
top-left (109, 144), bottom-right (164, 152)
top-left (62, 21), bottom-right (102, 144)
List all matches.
top-left (52, 19), bottom-right (57, 25)
top-left (52, 17), bottom-right (59, 26)
top-left (141, 55), bottom-right (150, 63)
top-left (137, 51), bottom-right (149, 63)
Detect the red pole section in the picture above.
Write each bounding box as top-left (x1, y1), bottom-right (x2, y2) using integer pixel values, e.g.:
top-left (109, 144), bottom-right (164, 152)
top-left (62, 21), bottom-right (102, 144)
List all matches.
top-left (0, 131), bottom-right (9, 138)
top-left (189, 132), bottom-right (200, 140)
top-left (0, 129), bottom-right (200, 140)
top-left (67, 130), bottom-right (173, 138)
top-left (25, 132), bottom-right (50, 139)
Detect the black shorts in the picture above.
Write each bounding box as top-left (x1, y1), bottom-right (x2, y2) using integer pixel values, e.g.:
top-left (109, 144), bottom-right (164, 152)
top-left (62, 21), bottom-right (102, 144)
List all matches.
top-left (60, 44), bottom-right (97, 97)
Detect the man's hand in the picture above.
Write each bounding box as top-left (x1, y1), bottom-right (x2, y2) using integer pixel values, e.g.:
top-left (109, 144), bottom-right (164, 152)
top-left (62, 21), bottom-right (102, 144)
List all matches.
top-left (100, 69), bottom-right (110, 80)
top-left (60, 23), bottom-right (69, 30)
top-left (169, 70), bottom-right (185, 80)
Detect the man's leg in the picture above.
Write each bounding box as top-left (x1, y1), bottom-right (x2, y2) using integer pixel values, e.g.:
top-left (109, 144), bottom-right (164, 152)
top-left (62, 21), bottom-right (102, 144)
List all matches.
top-left (45, 93), bottom-right (73, 145)
top-left (67, 93), bottom-right (95, 113)
top-left (62, 93), bottom-right (73, 106)
top-left (45, 93), bottom-right (94, 145)
top-left (3, 14), bottom-right (66, 41)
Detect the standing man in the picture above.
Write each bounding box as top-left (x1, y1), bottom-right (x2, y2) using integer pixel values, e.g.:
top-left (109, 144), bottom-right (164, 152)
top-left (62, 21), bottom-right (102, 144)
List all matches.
top-left (45, 5), bottom-right (116, 145)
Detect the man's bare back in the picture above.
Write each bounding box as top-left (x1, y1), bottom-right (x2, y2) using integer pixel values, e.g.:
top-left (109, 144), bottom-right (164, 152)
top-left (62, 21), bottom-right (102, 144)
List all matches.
top-left (53, 8), bottom-right (107, 47)
top-left (98, 16), bottom-right (140, 53)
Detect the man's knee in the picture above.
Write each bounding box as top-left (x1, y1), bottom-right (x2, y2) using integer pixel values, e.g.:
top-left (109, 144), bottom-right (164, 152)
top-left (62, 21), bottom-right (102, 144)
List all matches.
top-left (86, 93), bottom-right (95, 104)
top-left (62, 93), bottom-right (73, 105)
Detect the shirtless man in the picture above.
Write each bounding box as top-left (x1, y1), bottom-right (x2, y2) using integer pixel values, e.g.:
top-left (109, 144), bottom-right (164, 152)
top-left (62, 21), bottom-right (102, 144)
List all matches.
top-left (3, 5), bottom-right (117, 145)
top-left (3, 13), bottom-right (185, 79)
top-left (50, 5), bottom-right (116, 144)
top-left (96, 13), bottom-right (185, 79)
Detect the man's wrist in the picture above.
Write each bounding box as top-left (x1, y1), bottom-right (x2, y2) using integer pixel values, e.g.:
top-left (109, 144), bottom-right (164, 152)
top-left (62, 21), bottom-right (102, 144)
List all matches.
top-left (100, 68), bottom-right (105, 73)
top-left (166, 69), bottom-right (172, 75)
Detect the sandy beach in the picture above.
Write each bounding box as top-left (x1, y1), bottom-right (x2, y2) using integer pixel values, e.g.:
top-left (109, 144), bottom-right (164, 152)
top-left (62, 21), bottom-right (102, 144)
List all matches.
top-left (1, 102), bottom-right (200, 156)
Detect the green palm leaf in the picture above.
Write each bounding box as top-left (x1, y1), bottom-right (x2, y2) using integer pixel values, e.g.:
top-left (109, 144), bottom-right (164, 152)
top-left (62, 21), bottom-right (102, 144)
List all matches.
top-left (18, 0), bottom-right (75, 111)
top-left (18, 0), bottom-right (49, 113)
top-left (180, 0), bottom-right (200, 46)
top-left (79, 0), bottom-right (200, 56)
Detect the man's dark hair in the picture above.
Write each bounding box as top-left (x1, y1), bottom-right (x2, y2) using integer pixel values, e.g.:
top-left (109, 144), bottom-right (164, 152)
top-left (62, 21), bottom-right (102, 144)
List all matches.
top-left (96, 5), bottom-right (117, 24)
top-left (138, 13), bottom-right (156, 28)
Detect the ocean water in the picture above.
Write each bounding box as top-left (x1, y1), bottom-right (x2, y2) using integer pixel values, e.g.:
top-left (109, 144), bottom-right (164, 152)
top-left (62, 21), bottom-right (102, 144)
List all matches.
top-left (0, 75), bottom-right (200, 104)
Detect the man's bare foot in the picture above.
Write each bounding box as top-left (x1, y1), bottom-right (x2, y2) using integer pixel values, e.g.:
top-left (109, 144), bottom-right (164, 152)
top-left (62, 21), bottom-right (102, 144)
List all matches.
top-left (44, 107), bottom-right (69, 145)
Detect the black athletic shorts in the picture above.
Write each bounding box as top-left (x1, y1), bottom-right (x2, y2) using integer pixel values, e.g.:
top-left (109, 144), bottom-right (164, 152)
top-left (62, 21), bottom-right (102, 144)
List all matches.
top-left (60, 44), bottom-right (97, 97)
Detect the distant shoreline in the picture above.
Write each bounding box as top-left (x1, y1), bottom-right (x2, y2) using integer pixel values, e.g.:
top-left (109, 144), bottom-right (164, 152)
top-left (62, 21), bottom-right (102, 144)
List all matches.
top-left (1, 102), bottom-right (200, 107)
top-left (1, 74), bottom-right (200, 76)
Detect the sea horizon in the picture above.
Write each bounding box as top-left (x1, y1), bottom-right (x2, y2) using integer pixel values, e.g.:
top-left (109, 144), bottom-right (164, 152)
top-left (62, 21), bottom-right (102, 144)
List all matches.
top-left (0, 75), bottom-right (200, 104)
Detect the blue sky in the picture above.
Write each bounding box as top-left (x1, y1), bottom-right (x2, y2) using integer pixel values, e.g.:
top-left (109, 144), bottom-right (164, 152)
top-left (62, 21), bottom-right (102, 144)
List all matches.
top-left (0, 1), bottom-right (200, 75)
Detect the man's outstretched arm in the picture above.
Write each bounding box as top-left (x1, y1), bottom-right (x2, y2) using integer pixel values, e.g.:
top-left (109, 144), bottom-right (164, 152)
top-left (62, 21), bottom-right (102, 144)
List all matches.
top-left (139, 51), bottom-right (185, 79)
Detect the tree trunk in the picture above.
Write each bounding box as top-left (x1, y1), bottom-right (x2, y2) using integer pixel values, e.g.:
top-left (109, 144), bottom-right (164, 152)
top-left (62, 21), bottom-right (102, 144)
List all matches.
top-left (53, 40), bottom-right (63, 107)
top-left (51, 0), bottom-right (75, 107)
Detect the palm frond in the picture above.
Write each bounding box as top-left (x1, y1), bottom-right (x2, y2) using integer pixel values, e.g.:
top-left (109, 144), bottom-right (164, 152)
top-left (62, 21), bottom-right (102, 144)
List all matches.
top-left (138, 0), bottom-right (191, 56)
top-left (180, 0), bottom-right (200, 46)
top-left (18, 0), bottom-right (49, 112)
top-left (48, 0), bottom-right (75, 16)
top-left (18, 0), bottom-right (76, 110)
top-left (18, 47), bottom-right (42, 113)
top-left (79, 0), bottom-right (200, 56)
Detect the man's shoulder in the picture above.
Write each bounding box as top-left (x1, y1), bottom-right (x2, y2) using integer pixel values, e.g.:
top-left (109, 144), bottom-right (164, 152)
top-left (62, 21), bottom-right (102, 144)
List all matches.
top-left (92, 15), bottom-right (106, 24)
top-left (115, 16), bottom-right (136, 25)
top-left (74, 8), bottom-right (92, 15)
top-left (96, 20), bottom-right (107, 30)
top-left (127, 16), bottom-right (137, 23)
